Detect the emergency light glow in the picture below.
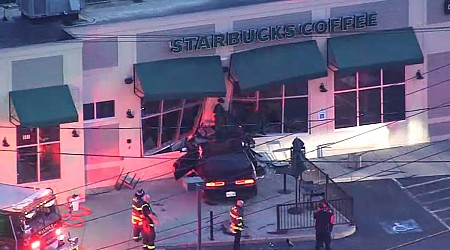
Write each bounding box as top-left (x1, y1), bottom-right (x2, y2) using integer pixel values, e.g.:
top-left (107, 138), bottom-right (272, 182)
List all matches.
top-left (31, 240), bottom-right (40, 249)
top-left (55, 228), bottom-right (62, 236)
top-left (205, 181), bottom-right (225, 187)
top-left (235, 179), bottom-right (255, 185)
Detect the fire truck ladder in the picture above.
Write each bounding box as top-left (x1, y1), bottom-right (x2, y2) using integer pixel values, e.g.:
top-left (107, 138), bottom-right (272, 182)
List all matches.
top-left (115, 168), bottom-right (141, 190)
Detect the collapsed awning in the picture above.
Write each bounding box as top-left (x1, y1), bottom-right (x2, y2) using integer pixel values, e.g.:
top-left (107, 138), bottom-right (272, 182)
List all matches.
top-left (9, 85), bottom-right (78, 128)
top-left (229, 40), bottom-right (328, 92)
top-left (327, 27), bottom-right (424, 75)
top-left (134, 56), bottom-right (226, 101)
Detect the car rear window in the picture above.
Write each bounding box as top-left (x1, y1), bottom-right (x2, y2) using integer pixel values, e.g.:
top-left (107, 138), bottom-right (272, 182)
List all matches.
top-left (202, 152), bottom-right (253, 179)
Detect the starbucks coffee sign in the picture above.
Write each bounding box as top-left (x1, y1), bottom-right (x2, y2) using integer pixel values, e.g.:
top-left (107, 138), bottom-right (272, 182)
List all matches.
top-left (169, 12), bottom-right (378, 53)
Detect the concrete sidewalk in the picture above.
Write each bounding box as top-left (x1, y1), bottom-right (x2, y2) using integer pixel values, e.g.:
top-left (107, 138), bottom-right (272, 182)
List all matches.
top-left (314, 141), bottom-right (450, 182)
top-left (66, 172), bottom-right (355, 250)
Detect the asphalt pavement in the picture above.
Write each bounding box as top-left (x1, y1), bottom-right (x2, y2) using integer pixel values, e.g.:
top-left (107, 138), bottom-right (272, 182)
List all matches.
top-left (169, 177), bottom-right (450, 250)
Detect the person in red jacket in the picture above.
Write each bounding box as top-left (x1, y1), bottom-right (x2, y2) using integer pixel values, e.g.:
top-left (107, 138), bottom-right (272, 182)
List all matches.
top-left (131, 189), bottom-right (146, 242)
top-left (141, 194), bottom-right (159, 250)
top-left (229, 200), bottom-right (244, 250)
top-left (314, 200), bottom-right (335, 250)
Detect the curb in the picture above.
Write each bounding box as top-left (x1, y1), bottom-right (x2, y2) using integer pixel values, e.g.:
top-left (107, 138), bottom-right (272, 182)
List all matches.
top-left (162, 224), bottom-right (356, 249)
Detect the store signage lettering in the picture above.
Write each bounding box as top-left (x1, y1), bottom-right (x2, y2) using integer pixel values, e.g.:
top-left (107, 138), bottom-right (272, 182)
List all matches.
top-left (169, 12), bottom-right (377, 53)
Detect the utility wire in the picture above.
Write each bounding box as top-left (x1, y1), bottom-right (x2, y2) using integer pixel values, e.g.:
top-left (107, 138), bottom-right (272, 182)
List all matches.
top-left (69, 26), bottom-right (450, 42)
top-left (350, 139), bottom-right (450, 183)
top-left (2, 100), bottom-right (449, 163)
top-left (1, 62), bottom-right (448, 205)
top-left (3, 62), bottom-right (449, 242)
top-left (329, 138), bottom-right (450, 180)
top-left (2, 104), bottom-right (449, 131)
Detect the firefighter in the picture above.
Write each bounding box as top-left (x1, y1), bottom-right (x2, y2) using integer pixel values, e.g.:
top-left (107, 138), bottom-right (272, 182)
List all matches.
top-left (132, 189), bottom-right (146, 242)
top-left (229, 200), bottom-right (244, 250)
top-left (313, 201), bottom-right (335, 250)
top-left (141, 194), bottom-right (158, 250)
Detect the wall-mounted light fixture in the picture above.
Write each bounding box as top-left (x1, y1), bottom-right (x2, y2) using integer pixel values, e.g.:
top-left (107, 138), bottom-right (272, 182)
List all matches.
top-left (124, 77), bottom-right (134, 85)
top-left (416, 70), bottom-right (424, 80)
top-left (319, 83), bottom-right (328, 93)
top-left (72, 129), bottom-right (80, 138)
top-left (2, 137), bottom-right (9, 147)
top-left (126, 109), bottom-right (135, 119)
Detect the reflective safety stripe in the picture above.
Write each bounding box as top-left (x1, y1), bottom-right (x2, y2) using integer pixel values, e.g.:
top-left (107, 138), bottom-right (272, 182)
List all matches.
top-left (132, 203), bottom-right (149, 210)
top-left (229, 213), bottom-right (242, 219)
top-left (132, 215), bottom-right (143, 222)
top-left (143, 244), bottom-right (156, 249)
top-left (132, 206), bottom-right (142, 211)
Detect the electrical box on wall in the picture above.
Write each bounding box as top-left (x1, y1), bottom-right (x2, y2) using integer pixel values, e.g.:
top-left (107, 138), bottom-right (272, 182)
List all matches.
top-left (445, 0), bottom-right (450, 15)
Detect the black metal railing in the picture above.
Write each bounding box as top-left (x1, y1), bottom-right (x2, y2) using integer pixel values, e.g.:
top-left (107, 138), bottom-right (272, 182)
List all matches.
top-left (275, 158), bottom-right (355, 231)
top-left (276, 198), bottom-right (354, 231)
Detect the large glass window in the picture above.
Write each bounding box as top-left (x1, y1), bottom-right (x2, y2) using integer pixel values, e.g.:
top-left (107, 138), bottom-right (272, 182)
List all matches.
top-left (231, 81), bottom-right (309, 134)
top-left (141, 99), bottom-right (202, 153)
top-left (17, 126), bottom-right (61, 184)
top-left (334, 67), bottom-right (406, 129)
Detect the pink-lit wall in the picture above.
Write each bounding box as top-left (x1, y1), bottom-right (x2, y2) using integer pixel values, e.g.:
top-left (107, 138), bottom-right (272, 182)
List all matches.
top-left (0, 42), bottom-right (86, 205)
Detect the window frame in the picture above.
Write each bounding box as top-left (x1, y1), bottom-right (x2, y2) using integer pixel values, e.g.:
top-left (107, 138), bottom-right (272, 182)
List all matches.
top-left (231, 82), bottom-right (309, 134)
top-left (334, 68), bottom-right (406, 129)
top-left (141, 98), bottom-right (203, 154)
top-left (83, 100), bottom-right (116, 121)
top-left (16, 126), bottom-right (61, 184)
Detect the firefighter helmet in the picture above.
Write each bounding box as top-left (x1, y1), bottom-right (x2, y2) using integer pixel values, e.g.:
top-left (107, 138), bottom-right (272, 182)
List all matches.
top-left (135, 189), bottom-right (145, 198)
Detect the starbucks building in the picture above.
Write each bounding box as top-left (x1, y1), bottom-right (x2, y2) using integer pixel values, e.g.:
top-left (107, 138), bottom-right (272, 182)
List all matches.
top-left (62, 0), bottom-right (450, 188)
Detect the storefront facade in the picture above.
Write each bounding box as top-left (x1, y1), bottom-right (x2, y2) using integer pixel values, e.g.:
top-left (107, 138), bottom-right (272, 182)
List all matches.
top-left (0, 41), bottom-right (86, 202)
top-left (62, 0), bottom-right (450, 188)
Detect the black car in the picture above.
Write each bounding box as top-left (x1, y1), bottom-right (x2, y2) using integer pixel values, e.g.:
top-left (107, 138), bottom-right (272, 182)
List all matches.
top-left (174, 138), bottom-right (258, 201)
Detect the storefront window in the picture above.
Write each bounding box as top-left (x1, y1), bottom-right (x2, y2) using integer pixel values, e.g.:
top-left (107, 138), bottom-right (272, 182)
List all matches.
top-left (181, 105), bottom-right (200, 135)
top-left (231, 81), bottom-right (308, 134)
top-left (16, 126), bottom-right (61, 184)
top-left (359, 88), bottom-right (381, 125)
top-left (334, 68), bottom-right (406, 129)
top-left (284, 98), bottom-right (308, 133)
top-left (259, 85), bottom-right (282, 98)
top-left (259, 99), bottom-right (282, 133)
top-left (141, 98), bottom-right (202, 153)
top-left (335, 73), bottom-right (356, 91)
top-left (161, 110), bottom-right (180, 145)
top-left (359, 69), bottom-right (381, 88)
top-left (335, 92), bottom-right (357, 129)
top-left (383, 85), bottom-right (406, 122)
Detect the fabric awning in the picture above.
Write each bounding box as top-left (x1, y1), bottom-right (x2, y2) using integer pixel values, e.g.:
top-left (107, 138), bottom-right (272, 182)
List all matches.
top-left (328, 27), bottom-right (424, 75)
top-left (229, 40), bottom-right (328, 92)
top-left (9, 85), bottom-right (78, 128)
top-left (135, 56), bottom-right (226, 101)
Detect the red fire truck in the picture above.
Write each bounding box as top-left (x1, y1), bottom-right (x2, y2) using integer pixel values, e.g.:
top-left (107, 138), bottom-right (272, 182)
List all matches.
top-left (0, 184), bottom-right (79, 250)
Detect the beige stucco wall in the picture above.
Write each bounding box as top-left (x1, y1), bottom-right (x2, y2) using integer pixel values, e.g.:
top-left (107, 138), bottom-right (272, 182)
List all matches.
top-left (0, 42), bottom-right (86, 204)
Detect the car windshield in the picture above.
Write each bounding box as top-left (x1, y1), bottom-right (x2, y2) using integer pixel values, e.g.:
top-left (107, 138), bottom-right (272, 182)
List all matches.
top-left (25, 199), bottom-right (61, 232)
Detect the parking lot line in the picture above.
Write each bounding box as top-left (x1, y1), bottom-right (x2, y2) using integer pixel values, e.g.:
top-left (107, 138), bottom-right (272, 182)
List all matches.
top-left (392, 178), bottom-right (450, 230)
top-left (414, 187), bottom-right (450, 198)
top-left (402, 176), bottom-right (450, 189)
top-left (422, 196), bottom-right (450, 205)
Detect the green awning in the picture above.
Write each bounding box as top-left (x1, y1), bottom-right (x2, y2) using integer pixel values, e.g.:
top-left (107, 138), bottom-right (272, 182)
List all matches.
top-left (230, 40), bottom-right (328, 92)
top-left (328, 27), bottom-right (424, 75)
top-left (135, 56), bottom-right (226, 100)
top-left (10, 85), bottom-right (78, 128)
